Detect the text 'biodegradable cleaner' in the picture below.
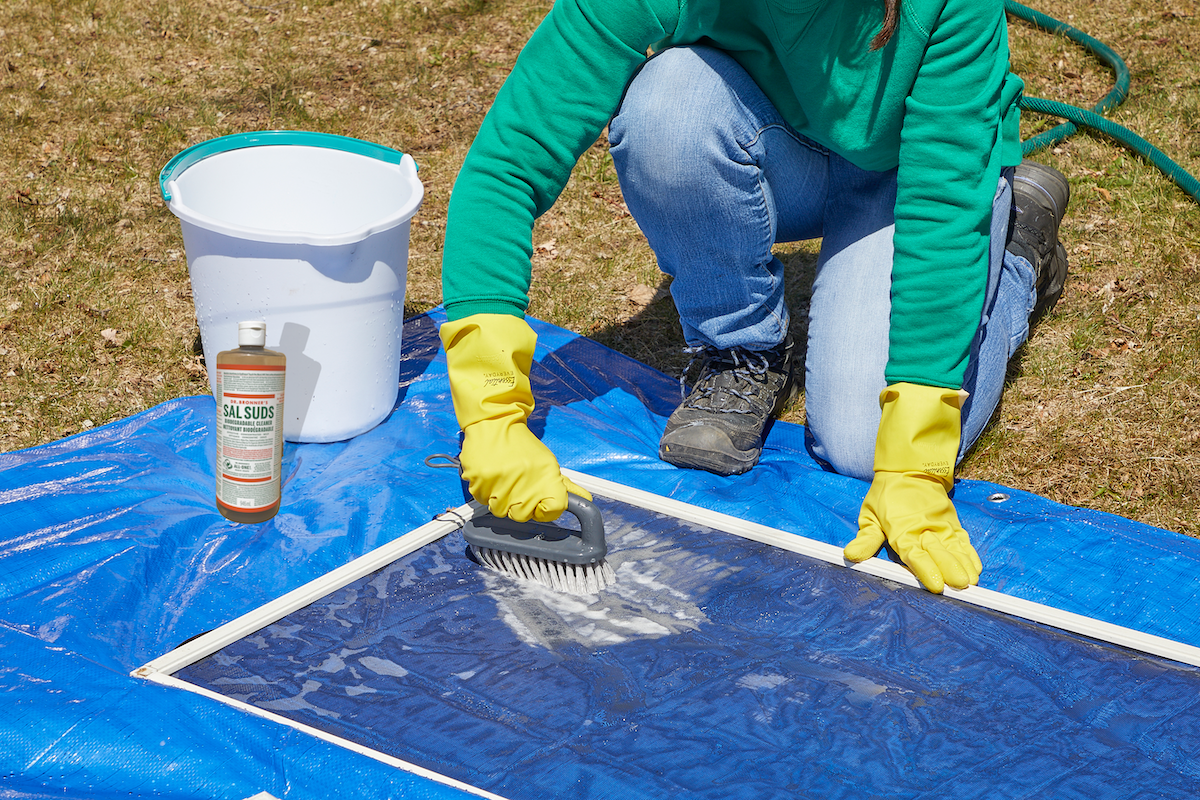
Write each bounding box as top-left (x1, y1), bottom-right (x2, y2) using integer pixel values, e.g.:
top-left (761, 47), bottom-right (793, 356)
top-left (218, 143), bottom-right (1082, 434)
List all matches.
top-left (215, 321), bottom-right (286, 523)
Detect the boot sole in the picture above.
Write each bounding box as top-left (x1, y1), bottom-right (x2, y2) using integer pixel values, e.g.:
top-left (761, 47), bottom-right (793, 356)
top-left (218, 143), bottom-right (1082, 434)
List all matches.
top-left (1031, 242), bottom-right (1069, 322)
top-left (659, 437), bottom-right (760, 476)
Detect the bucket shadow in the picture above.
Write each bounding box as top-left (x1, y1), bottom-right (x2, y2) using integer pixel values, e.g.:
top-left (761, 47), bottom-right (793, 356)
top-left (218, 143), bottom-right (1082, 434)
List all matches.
top-left (280, 322), bottom-right (321, 438)
top-left (393, 312), bottom-right (443, 407)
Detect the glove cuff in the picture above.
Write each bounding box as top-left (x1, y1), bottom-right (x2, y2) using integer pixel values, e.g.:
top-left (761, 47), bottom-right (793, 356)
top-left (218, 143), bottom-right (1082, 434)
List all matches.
top-left (873, 382), bottom-right (967, 490)
top-left (440, 313), bottom-right (537, 430)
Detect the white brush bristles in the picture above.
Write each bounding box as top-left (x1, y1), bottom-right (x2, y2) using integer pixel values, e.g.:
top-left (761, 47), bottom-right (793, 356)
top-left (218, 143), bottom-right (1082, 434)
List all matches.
top-left (472, 546), bottom-right (616, 595)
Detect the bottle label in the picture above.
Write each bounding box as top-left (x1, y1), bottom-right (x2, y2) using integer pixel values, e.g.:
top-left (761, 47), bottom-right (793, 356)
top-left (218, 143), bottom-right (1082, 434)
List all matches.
top-left (215, 363), bottom-right (285, 513)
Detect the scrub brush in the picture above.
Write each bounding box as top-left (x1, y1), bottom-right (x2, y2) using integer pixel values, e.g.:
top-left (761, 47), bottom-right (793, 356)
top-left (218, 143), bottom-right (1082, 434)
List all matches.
top-left (424, 454), bottom-right (616, 595)
top-left (461, 493), bottom-right (616, 595)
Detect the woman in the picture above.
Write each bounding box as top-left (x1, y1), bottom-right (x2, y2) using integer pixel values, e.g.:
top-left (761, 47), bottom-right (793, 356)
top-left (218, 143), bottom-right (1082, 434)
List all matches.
top-left (437, 0), bottom-right (1070, 593)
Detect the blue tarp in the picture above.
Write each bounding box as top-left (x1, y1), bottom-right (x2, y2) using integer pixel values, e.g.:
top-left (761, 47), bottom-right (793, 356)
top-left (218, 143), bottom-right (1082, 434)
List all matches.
top-left (2, 310), bottom-right (1199, 799)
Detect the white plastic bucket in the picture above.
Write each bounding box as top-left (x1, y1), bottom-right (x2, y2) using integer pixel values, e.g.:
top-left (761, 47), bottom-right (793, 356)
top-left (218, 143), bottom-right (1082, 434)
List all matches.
top-left (161, 131), bottom-right (424, 443)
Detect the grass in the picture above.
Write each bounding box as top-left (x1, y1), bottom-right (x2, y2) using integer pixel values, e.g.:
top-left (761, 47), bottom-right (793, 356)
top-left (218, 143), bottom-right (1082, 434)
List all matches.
top-left (1, 0), bottom-right (1198, 536)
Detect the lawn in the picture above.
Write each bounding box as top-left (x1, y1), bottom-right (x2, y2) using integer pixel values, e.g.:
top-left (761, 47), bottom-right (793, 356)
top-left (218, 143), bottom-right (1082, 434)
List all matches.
top-left (1, 0), bottom-right (1197, 535)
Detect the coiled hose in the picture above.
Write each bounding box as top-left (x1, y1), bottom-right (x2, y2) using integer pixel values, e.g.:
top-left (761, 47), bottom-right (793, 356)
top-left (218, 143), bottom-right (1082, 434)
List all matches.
top-left (1007, 0), bottom-right (1200, 204)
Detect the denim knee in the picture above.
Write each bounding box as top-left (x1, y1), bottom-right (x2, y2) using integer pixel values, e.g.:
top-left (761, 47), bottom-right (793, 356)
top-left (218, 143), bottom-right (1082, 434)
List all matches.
top-left (805, 399), bottom-right (879, 481)
top-left (610, 47), bottom-right (746, 195)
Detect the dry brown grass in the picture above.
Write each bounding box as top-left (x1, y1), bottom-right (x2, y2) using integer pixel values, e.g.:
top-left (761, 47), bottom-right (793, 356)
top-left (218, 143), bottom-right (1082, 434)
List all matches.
top-left (1, 0), bottom-right (1197, 535)
top-left (966, 0), bottom-right (1200, 535)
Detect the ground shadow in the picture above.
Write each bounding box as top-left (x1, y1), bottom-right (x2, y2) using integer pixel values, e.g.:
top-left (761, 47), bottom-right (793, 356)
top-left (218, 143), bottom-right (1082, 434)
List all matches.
top-left (586, 246), bottom-right (821, 395)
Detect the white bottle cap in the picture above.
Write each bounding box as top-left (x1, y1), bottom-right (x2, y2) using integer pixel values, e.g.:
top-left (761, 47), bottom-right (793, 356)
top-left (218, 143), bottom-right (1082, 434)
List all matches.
top-left (238, 320), bottom-right (267, 347)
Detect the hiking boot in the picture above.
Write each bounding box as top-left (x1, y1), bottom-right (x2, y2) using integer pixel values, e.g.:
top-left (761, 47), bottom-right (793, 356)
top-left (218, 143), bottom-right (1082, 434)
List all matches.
top-left (1008, 159), bottom-right (1071, 322)
top-left (658, 334), bottom-right (798, 476)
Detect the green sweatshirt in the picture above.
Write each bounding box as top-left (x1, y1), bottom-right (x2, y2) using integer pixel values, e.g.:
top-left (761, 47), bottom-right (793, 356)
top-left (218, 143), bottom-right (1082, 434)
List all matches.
top-left (441, 0), bottom-right (1024, 389)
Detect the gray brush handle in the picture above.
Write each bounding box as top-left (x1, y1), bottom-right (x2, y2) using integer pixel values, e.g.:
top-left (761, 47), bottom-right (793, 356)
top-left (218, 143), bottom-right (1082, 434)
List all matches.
top-left (461, 492), bottom-right (608, 565)
top-left (566, 493), bottom-right (605, 556)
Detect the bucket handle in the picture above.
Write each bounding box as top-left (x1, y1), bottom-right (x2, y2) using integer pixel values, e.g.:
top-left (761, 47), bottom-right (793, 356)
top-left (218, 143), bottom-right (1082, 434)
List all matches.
top-left (159, 131), bottom-right (414, 202)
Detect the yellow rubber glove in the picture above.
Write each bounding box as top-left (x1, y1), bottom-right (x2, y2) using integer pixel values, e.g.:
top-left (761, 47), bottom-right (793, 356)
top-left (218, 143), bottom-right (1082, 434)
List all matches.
top-left (843, 382), bottom-right (983, 593)
top-left (439, 313), bottom-right (591, 523)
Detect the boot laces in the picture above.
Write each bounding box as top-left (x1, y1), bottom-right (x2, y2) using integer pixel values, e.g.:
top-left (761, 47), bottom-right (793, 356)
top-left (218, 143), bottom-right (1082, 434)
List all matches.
top-left (678, 345), bottom-right (775, 413)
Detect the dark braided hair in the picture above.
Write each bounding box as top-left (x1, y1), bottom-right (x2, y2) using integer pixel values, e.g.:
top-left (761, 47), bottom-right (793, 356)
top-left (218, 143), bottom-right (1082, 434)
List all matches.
top-left (870, 0), bottom-right (901, 50)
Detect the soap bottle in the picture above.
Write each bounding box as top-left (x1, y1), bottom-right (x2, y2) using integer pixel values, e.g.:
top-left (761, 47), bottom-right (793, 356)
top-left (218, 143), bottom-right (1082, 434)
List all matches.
top-left (214, 320), bottom-right (286, 523)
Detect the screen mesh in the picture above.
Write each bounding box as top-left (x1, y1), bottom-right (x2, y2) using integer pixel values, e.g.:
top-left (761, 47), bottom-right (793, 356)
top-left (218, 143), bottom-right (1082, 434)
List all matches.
top-left (177, 494), bottom-right (1200, 798)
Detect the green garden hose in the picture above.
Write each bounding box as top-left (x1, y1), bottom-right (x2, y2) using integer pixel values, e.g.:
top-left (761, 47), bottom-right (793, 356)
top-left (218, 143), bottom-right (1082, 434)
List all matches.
top-left (1007, 0), bottom-right (1200, 204)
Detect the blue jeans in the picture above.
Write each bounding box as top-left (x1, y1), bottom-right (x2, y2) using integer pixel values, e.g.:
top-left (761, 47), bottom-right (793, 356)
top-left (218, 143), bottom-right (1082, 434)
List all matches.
top-left (608, 46), bottom-right (1038, 480)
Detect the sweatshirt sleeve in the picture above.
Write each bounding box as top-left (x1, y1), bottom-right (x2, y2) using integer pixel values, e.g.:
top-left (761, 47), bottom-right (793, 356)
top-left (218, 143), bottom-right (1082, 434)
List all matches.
top-left (441, 0), bottom-right (676, 321)
top-left (885, 0), bottom-right (1014, 388)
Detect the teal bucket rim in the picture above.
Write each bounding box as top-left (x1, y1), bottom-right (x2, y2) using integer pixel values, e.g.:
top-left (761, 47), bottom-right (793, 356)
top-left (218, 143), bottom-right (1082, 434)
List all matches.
top-left (159, 131), bottom-right (411, 202)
